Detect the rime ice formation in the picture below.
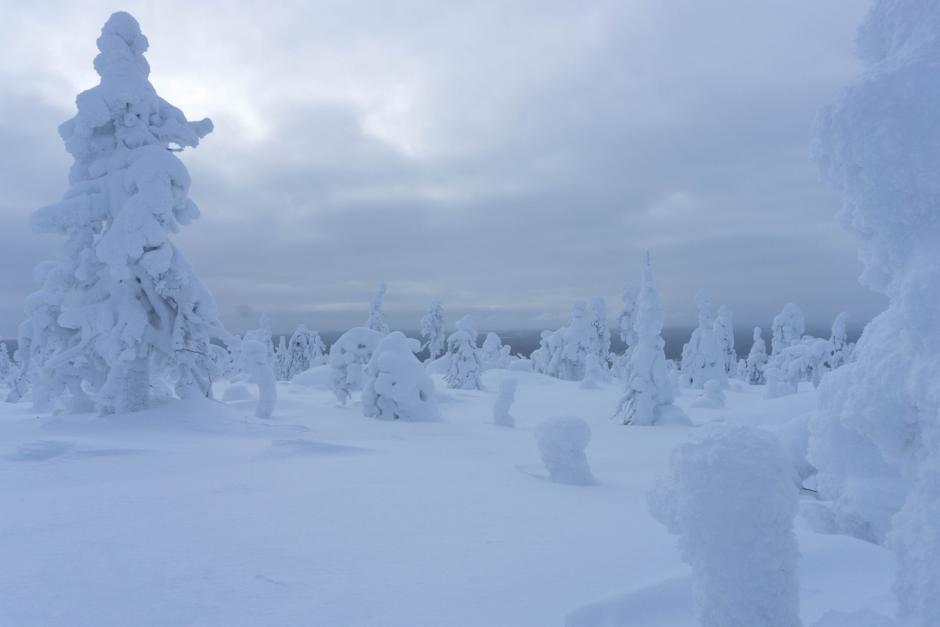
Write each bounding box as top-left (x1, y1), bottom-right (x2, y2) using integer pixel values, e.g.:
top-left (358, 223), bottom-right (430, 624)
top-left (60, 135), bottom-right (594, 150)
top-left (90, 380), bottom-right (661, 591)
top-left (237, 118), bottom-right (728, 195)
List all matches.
top-left (534, 416), bottom-right (594, 485)
top-left (283, 325), bottom-right (327, 380)
top-left (745, 327), bottom-right (769, 385)
top-left (22, 12), bottom-right (230, 414)
top-left (240, 340), bottom-right (277, 419)
top-left (420, 301), bottom-right (446, 361)
top-left (713, 306), bottom-right (736, 376)
top-left (479, 332), bottom-right (511, 370)
top-left (614, 257), bottom-right (688, 426)
top-left (445, 315), bottom-right (483, 390)
top-left (493, 377), bottom-right (517, 427)
top-left (649, 425), bottom-right (801, 627)
top-left (811, 1), bottom-right (940, 620)
top-left (362, 332), bottom-right (439, 421)
top-left (771, 303), bottom-right (805, 356)
top-left (366, 282), bottom-right (391, 335)
top-left (679, 289), bottom-right (727, 389)
top-left (329, 327), bottom-right (384, 405)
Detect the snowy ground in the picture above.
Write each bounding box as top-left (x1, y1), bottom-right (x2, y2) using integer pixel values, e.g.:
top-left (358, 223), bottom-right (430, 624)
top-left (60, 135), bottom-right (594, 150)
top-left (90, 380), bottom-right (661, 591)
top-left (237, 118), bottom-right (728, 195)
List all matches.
top-left (0, 371), bottom-right (894, 626)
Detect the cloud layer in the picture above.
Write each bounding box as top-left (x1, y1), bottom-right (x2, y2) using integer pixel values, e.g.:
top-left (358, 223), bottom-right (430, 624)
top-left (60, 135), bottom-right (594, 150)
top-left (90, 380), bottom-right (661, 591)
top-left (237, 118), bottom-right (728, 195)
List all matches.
top-left (0, 0), bottom-right (883, 336)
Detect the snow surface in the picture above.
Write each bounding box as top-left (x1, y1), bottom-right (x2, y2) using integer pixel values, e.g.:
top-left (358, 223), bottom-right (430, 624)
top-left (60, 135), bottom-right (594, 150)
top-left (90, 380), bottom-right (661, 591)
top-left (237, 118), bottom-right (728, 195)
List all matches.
top-left (0, 375), bottom-right (895, 626)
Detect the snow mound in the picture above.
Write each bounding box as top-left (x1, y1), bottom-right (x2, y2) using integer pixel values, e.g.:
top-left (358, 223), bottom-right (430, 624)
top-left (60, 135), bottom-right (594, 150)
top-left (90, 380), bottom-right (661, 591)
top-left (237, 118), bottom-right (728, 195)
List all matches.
top-left (534, 416), bottom-right (595, 485)
top-left (290, 365), bottom-right (331, 389)
top-left (221, 384), bottom-right (254, 402)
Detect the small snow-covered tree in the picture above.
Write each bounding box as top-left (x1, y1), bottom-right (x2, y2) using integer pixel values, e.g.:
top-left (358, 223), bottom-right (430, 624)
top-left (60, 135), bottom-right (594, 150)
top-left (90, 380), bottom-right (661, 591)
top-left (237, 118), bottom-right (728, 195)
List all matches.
top-left (547, 301), bottom-right (595, 381)
top-left (588, 296), bottom-right (611, 368)
top-left (240, 340), bottom-right (276, 419)
top-left (530, 330), bottom-right (559, 375)
top-left (617, 285), bottom-right (639, 348)
top-left (493, 377), bottom-right (517, 427)
top-left (615, 257), bottom-right (688, 426)
top-left (713, 306), bottom-right (736, 376)
top-left (274, 336), bottom-right (289, 381)
top-left (679, 289), bottom-right (727, 389)
top-left (329, 327), bottom-right (384, 405)
top-left (479, 332), bottom-right (511, 370)
top-left (444, 315), bottom-right (482, 390)
top-left (24, 12), bottom-right (231, 414)
top-left (771, 303), bottom-right (805, 356)
top-left (283, 325), bottom-right (326, 379)
top-left (745, 327), bottom-right (769, 384)
top-left (419, 300), bottom-right (445, 361)
top-left (243, 314), bottom-right (275, 365)
top-left (535, 416), bottom-right (594, 485)
top-left (649, 425), bottom-right (801, 627)
top-left (362, 331), bottom-right (439, 421)
top-left (827, 311), bottom-right (853, 370)
top-left (365, 282), bottom-right (390, 335)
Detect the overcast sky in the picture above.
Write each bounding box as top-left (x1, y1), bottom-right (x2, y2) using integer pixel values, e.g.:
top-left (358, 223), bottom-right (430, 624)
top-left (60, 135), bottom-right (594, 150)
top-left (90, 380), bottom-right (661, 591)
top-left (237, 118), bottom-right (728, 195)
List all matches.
top-left (0, 0), bottom-right (883, 335)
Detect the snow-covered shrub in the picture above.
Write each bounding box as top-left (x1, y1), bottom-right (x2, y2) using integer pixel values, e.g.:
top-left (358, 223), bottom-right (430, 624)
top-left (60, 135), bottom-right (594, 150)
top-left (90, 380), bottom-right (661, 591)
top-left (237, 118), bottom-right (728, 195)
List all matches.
top-left (534, 416), bottom-right (594, 485)
top-left (691, 379), bottom-right (725, 409)
top-left (615, 258), bottom-right (689, 426)
top-left (771, 303), bottom-right (805, 356)
top-left (365, 282), bottom-right (391, 335)
top-left (679, 290), bottom-right (727, 389)
top-left (531, 330), bottom-right (560, 375)
top-left (282, 325), bottom-right (326, 380)
top-left (775, 337), bottom-right (833, 389)
top-left (649, 425), bottom-right (801, 627)
top-left (419, 300), bottom-right (446, 361)
top-left (21, 13), bottom-right (232, 414)
top-left (240, 340), bottom-right (276, 419)
top-left (493, 377), bottom-right (517, 427)
top-left (713, 306), bottom-right (736, 376)
top-left (827, 312), bottom-right (854, 370)
top-left (444, 315), bottom-right (482, 390)
top-left (479, 332), bottom-right (511, 370)
top-left (329, 327), bottom-right (384, 404)
top-left (810, 0), bottom-right (940, 562)
top-left (763, 365), bottom-right (796, 400)
top-left (745, 327), bottom-right (769, 384)
top-left (509, 359), bottom-right (533, 373)
top-left (362, 332), bottom-right (439, 421)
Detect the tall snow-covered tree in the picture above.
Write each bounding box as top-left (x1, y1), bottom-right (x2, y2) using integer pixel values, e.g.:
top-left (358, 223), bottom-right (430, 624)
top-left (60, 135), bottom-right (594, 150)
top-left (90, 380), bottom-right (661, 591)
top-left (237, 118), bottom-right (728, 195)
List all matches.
top-left (770, 303), bottom-right (805, 356)
top-left (444, 315), bottom-right (482, 390)
top-left (366, 282), bottom-right (391, 335)
top-left (419, 300), bottom-right (446, 361)
top-left (744, 327), bottom-right (768, 385)
top-left (614, 257), bottom-right (687, 426)
top-left (25, 12), bottom-right (230, 414)
top-left (713, 305), bottom-right (736, 375)
top-left (548, 301), bottom-right (595, 381)
top-left (679, 289), bottom-right (727, 389)
top-left (809, 2), bottom-right (940, 592)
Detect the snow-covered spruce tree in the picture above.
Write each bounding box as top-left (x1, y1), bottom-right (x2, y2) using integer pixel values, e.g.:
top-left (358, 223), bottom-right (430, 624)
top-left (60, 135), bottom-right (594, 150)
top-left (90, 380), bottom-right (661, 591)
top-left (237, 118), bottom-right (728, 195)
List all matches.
top-left (745, 326), bottom-right (769, 384)
top-left (365, 282), bottom-right (391, 335)
top-left (713, 305), bottom-right (736, 376)
top-left (25, 12), bottom-right (231, 414)
top-left (617, 285), bottom-right (639, 349)
top-left (548, 301), bottom-right (595, 381)
top-left (811, 1), bottom-right (940, 615)
top-left (444, 315), bottom-right (482, 390)
top-left (530, 329), bottom-right (558, 375)
top-left (614, 257), bottom-right (688, 426)
top-left (649, 425), bottom-right (801, 627)
top-left (284, 324), bottom-right (326, 379)
top-left (588, 296), bottom-right (611, 370)
top-left (274, 335), bottom-right (289, 381)
top-left (328, 327), bottom-right (384, 405)
top-left (679, 289), bottom-right (727, 389)
top-left (827, 311), bottom-right (853, 370)
top-left (771, 303), bottom-right (805, 356)
top-left (419, 300), bottom-right (445, 361)
top-left (362, 331), bottom-right (439, 421)
top-left (479, 332), bottom-right (511, 370)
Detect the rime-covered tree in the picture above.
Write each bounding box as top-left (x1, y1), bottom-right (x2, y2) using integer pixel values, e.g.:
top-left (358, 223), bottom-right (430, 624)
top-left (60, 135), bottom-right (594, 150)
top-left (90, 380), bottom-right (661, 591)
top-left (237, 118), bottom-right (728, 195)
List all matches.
top-left (771, 303), bottom-right (805, 356)
top-left (679, 289), bottom-right (726, 389)
top-left (329, 327), bottom-right (384, 405)
top-left (809, 4), bottom-right (940, 603)
top-left (744, 327), bottom-right (768, 385)
top-left (0, 340), bottom-right (12, 385)
top-left (365, 282), bottom-right (391, 335)
top-left (548, 302), bottom-right (595, 381)
top-left (827, 311), bottom-right (853, 370)
top-left (362, 331), bottom-right (439, 421)
top-left (283, 325), bottom-right (326, 379)
top-left (444, 315), bottom-right (482, 390)
top-left (615, 257), bottom-right (687, 426)
top-left (419, 300), bottom-right (445, 361)
top-left (243, 314), bottom-right (275, 365)
top-left (617, 285), bottom-right (639, 348)
top-left (588, 296), bottom-right (611, 369)
top-left (479, 332), bottom-right (511, 370)
top-left (24, 12), bottom-right (230, 414)
top-left (530, 330), bottom-right (559, 375)
top-left (713, 305), bottom-right (736, 376)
